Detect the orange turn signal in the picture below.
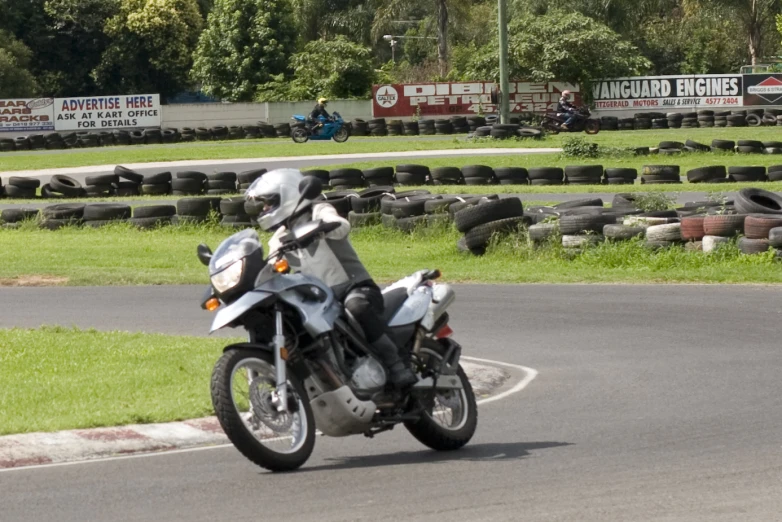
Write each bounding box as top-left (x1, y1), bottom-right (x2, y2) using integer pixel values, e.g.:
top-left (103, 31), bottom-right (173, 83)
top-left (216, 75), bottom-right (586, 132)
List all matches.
top-left (279, 347), bottom-right (289, 361)
top-left (274, 259), bottom-right (289, 273)
top-left (205, 297), bottom-right (220, 312)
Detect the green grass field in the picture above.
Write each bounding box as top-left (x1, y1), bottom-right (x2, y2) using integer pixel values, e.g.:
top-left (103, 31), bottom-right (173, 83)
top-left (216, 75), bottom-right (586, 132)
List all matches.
top-left (1, 220), bottom-right (779, 287)
top-left (2, 127), bottom-right (782, 172)
top-left (0, 326), bottom-right (240, 435)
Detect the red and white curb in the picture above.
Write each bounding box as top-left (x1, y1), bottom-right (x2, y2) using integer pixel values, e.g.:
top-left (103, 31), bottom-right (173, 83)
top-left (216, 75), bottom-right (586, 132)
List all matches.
top-left (0, 360), bottom-right (529, 470)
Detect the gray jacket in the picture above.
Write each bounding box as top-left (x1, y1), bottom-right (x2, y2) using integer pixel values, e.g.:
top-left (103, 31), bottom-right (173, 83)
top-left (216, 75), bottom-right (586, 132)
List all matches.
top-left (268, 203), bottom-right (372, 296)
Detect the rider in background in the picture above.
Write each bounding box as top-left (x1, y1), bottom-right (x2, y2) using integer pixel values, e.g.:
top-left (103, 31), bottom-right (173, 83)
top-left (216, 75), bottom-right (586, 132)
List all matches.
top-left (557, 90), bottom-right (577, 130)
top-left (310, 97), bottom-right (331, 133)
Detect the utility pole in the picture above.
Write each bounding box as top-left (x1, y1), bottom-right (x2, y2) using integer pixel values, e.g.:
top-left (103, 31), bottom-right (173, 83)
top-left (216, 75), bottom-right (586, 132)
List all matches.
top-left (498, 0), bottom-right (510, 124)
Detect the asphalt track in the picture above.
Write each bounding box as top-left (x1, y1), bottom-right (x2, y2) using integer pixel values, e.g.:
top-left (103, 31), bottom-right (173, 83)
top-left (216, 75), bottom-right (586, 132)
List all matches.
top-left (2, 284), bottom-right (782, 521)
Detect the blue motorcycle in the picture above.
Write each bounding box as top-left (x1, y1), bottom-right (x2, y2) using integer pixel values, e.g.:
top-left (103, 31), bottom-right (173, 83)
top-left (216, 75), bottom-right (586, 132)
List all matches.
top-left (290, 112), bottom-right (350, 143)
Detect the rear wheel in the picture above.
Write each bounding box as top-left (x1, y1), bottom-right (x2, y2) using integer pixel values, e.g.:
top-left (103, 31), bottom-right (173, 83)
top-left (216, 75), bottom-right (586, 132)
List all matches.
top-left (404, 339), bottom-right (477, 451)
top-left (585, 120), bottom-right (600, 135)
top-left (292, 128), bottom-right (309, 143)
top-left (211, 349), bottom-right (315, 472)
top-left (333, 127), bottom-right (349, 143)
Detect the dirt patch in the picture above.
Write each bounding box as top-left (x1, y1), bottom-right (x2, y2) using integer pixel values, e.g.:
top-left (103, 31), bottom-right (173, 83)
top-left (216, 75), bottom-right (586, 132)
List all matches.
top-left (0, 275), bottom-right (69, 287)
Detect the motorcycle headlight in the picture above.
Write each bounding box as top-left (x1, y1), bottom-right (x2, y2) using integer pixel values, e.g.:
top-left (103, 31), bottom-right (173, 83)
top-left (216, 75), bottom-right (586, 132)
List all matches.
top-left (211, 259), bottom-right (244, 294)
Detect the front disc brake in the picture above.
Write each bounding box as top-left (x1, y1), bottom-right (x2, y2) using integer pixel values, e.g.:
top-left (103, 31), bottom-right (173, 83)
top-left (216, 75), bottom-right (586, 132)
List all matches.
top-left (249, 377), bottom-right (294, 432)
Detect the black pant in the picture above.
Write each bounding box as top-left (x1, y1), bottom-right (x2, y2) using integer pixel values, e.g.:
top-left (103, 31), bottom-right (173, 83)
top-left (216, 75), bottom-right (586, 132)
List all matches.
top-left (343, 282), bottom-right (386, 343)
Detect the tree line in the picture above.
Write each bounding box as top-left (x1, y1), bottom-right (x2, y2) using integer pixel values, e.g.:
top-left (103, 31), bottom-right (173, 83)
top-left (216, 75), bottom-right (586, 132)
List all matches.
top-left (1, 0), bottom-right (780, 103)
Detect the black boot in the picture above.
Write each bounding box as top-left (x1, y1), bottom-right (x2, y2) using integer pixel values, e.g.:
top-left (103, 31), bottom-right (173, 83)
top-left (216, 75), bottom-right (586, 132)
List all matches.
top-left (372, 334), bottom-right (418, 389)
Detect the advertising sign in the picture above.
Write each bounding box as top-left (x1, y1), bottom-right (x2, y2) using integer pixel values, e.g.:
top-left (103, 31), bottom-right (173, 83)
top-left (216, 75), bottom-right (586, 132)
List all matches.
top-left (372, 82), bottom-right (579, 117)
top-left (591, 75), bottom-right (743, 110)
top-left (54, 94), bottom-right (161, 131)
top-left (743, 74), bottom-right (782, 106)
top-left (0, 98), bottom-right (55, 132)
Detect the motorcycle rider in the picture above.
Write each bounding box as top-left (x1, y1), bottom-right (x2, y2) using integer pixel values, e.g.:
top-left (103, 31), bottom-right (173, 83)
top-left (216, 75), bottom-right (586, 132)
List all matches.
top-left (246, 168), bottom-right (419, 390)
top-left (557, 90), bottom-right (578, 130)
top-left (310, 97), bottom-right (331, 134)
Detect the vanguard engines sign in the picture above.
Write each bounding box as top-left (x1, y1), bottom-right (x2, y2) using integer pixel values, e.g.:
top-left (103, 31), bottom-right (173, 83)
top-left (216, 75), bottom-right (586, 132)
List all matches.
top-left (591, 75), bottom-right (743, 110)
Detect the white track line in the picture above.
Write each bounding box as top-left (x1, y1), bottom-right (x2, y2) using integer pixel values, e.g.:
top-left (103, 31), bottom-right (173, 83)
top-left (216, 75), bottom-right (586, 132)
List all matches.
top-left (0, 357), bottom-right (537, 473)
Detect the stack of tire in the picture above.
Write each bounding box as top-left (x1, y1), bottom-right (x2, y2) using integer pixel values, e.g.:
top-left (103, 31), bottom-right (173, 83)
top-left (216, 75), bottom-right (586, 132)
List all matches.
top-left (565, 165), bottom-right (603, 185)
top-left (4, 177), bottom-right (40, 198)
top-left (40, 203), bottom-right (85, 230)
top-left (495, 167), bottom-right (529, 185)
top-left (258, 123), bottom-right (276, 138)
top-left (130, 204), bottom-right (176, 229)
top-left (557, 204), bottom-right (616, 250)
top-left (347, 187), bottom-right (394, 228)
top-left (618, 118), bottom-right (634, 131)
top-left (317, 191), bottom-right (354, 218)
top-left (734, 188), bottom-right (782, 256)
top-left (633, 113), bottom-right (652, 130)
top-left (431, 167), bottom-right (463, 185)
top-left (454, 197), bottom-right (528, 256)
top-left (368, 119), bottom-right (388, 136)
top-left (395, 164), bottom-right (429, 185)
top-left (696, 110), bottom-right (714, 128)
top-left (727, 112), bottom-right (747, 128)
top-left (529, 167), bottom-right (564, 186)
top-left (274, 123), bottom-right (291, 138)
top-left (657, 140), bottom-right (683, 155)
top-left (402, 121), bottom-right (419, 136)
top-left (640, 165), bottom-right (681, 184)
top-left (651, 116), bottom-right (668, 130)
top-left (42, 175), bottom-right (83, 198)
top-left (434, 119), bottom-right (454, 135)
top-left (179, 128), bottom-right (196, 142)
top-left (172, 171), bottom-right (207, 196)
top-left (667, 113), bottom-right (683, 129)
top-left (600, 116), bottom-right (618, 131)
top-left (219, 197), bottom-right (253, 229)
top-left (643, 220), bottom-right (683, 250)
top-left (238, 169), bottom-right (266, 192)
top-left (450, 116), bottom-right (470, 134)
top-left (467, 116), bottom-right (486, 132)
top-left (736, 139), bottom-right (764, 154)
top-left (381, 191), bottom-right (439, 231)
top-left (82, 203), bottom-right (132, 228)
top-left (174, 197), bottom-right (221, 225)
top-left (604, 168), bottom-right (638, 185)
top-left (681, 113), bottom-right (698, 129)
top-left (687, 166), bottom-right (728, 183)
top-left (387, 120), bottom-right (403, 136)
top-left (142, 172), bottom-right (172, 196)
top-left (362, 167), bottom-right (395, 187)
top-left (205, 172), bottom-right (237, 195)
top-left (351, 119), bottom-right (368, 137)
top-left (0, 207), bottom-right (39, 228)
top-left (329, 168), bottom-right (365, 190)
top-left (301, 169), bottom-right (329, 187)
top-left (714, 111), bottom-right (729, 127)
top-left (418, 119), bottom-right (436, 135)
top-left (461, 165), bottom-right (495, 185)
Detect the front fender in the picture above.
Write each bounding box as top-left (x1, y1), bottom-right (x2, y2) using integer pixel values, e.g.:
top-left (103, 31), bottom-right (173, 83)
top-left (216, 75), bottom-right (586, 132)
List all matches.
top-left (221, 342), bottom-right (274, 354)
top-left (210, 290), bottom-right (273, 333)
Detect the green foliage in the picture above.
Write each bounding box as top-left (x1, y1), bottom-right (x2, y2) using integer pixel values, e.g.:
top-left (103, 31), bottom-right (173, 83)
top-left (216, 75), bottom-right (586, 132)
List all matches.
top-left (94, 0), bottom-right (204, 97)
top-left (632, 192), bottom-right (677, 212)
top-left (191, 0), bottom-right (296, 101)
top-left (256, 36), bottom-right (375, 101)
top-left (562, 137), bottom-right (600, 158)
top-left (451, 10), bottom-right (650, 93)
top-left (0, 31), bottom-right (39, 97)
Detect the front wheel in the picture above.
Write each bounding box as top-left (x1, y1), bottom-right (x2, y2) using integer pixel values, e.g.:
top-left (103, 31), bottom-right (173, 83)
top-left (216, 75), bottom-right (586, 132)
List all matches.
top-left (584, 120), bottom-right (600, 135)
top-left (211, 348), bottom-right (315, 472)
top-left (404, 339), bottom-right (478, 451)
top-left (332, 127), bottom-right (349, 143)
top-left (291, 128), bottom-right (309, 143)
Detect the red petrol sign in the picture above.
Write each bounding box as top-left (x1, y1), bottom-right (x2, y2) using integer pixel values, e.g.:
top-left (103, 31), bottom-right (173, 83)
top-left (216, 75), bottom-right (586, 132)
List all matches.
top-left (372, 82), bottom-right (580, 118)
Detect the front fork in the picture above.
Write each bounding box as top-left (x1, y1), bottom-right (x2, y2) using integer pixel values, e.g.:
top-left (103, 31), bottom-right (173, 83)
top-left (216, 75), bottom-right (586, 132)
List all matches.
top-left (270, 308), bottom-right (289, 413)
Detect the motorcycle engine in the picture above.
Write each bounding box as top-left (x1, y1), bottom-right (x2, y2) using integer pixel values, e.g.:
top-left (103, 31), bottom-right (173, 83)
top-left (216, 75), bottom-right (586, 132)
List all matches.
top-left (349, 357), bottom-right (386, 397)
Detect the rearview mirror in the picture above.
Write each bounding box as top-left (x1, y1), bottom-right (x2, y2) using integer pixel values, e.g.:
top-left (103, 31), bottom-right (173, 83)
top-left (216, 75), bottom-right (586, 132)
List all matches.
top-left (298, 176), bottom-right (323, 201)
top-left (197, 243), bottom-right (213, 266)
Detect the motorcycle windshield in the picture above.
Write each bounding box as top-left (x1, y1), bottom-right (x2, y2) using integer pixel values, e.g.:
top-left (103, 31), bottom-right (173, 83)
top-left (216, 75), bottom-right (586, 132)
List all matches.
top-left (208, 228), bottom-right (263, 276)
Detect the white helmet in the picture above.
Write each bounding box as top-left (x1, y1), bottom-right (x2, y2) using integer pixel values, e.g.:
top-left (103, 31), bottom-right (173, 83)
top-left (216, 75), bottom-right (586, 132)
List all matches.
top-left (245, 168), bottom-right (310, 230)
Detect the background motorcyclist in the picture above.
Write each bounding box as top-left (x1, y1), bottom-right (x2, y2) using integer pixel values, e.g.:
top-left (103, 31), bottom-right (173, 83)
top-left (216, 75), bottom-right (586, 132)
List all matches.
top-left (557, 90), bottom-right (578, 130)
top-left (310, 97), bottom-right (331, 133)
top-left (246, 169), bottom-right (418, 390)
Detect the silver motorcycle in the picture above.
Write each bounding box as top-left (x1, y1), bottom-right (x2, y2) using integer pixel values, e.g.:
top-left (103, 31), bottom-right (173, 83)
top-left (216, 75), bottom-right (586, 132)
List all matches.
top-left (197, 177), bottom-right (477, 472)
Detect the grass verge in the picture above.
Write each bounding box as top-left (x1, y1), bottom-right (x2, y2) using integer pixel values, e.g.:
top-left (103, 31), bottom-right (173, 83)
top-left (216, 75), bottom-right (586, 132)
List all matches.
top-left (0, 220), bottom-right (780, 286)
top-left (3, 127), bottom-right (782, 172)
top-left (0, 326), bottom-right (240, 435)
